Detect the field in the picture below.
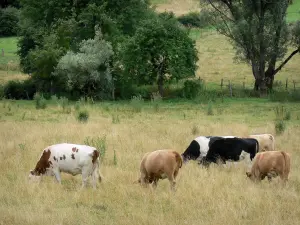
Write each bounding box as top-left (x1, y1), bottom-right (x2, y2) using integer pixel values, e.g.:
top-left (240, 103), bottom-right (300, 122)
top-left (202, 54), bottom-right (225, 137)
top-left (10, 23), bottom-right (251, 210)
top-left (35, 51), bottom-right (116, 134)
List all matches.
top-left (1, 1), bottom-right (300, 224)
top-left (1, 99), bottom-right (300, 225)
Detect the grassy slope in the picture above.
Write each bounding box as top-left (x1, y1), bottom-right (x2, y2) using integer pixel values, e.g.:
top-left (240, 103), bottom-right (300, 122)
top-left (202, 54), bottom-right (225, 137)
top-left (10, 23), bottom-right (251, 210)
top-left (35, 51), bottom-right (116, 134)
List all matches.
top-left (287, 0), bottom-right (300, 22)
top-left (0, 37), bottom-right (19, 65)
top-left (1, 100), bottom-right (300, 224)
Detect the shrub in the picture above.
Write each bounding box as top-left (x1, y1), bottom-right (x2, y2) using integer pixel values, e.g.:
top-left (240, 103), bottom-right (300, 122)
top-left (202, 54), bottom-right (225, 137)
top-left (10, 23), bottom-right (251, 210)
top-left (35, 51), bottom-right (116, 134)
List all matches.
top-left (84, 136), bottom-right (106, 160)
top-left (275, 120), bottom-right (286, 135)
top-left (182, 79), bottom-right (204, 99)
top-left (177, 11), bottom-right (211, 28)
top-left (34, 93), bottom-right (47, 109)
top-left (4, 79), bottom-right (36, 99)
top-left (59, 96), bottom-right (71, 114)
top-left (130, 95), bottom-right (144, 112)
top-left (0, 7), bottom-right (19, 37)
top-left (274, 105), bottom-right (291, 121)
top-left (76, 110), bottom-right (89, 123)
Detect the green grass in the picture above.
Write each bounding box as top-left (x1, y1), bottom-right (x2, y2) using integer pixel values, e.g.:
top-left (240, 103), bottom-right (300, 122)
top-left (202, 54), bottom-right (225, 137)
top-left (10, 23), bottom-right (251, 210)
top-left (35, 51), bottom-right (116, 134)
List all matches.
top-left (0, 37), bottom-right (19, 66)
top-left (287, 0), bottom-right (300, 22)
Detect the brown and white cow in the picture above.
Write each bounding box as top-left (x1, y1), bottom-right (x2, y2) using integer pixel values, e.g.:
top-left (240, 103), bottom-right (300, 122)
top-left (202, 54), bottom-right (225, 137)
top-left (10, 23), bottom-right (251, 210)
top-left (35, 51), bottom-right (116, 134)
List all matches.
top-left (246, 151), bottom-right (290, 182)
top-left (136, 149), bottom-right (183, 191)
top-left (29, 143), bottom-right (102, 188)
top-left (249, 134), bottom-right (275, 152)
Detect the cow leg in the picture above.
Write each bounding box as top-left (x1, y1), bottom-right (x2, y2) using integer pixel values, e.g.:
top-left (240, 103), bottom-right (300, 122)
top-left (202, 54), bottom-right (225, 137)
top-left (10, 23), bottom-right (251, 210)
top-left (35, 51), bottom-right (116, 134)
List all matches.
top-left (53, 169), bottom-right (61, 184)
top-left (167, 174), bottom-right (176, 192)
top-left (91, 165), bottom-right (100, 189)
top-left (152, 179), bottom-right (158, 190)
top-left (81, 166), bottom-right (92, 189)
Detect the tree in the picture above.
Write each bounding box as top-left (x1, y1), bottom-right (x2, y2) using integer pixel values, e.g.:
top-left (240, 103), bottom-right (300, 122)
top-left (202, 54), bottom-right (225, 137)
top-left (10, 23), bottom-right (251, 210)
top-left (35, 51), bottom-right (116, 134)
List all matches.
top-left (122, 13), bottom-right (198, 97)
top-left (53, 28), bottom-right (114, 99)
top-left (203, 0), bottom-right (300, 91)
top-left (0, 6), bottom-right (19, 37)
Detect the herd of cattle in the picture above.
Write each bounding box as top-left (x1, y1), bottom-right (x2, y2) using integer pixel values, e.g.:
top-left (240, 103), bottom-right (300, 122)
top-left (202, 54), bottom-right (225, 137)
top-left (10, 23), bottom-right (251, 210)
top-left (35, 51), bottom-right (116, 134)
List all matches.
top-left (28, 133), bottom-right (291, 190)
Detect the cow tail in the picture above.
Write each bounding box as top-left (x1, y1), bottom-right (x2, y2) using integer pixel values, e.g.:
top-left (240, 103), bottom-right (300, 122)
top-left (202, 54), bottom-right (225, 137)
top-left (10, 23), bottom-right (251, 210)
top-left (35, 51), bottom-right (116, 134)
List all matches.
top-left (281, 151), bottom-right (290, 180)
top-left (174, 151), bottom-right (183, 168)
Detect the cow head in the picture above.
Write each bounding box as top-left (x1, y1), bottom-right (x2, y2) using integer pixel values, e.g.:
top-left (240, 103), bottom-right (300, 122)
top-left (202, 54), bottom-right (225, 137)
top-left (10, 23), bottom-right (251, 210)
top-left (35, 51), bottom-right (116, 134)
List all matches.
top-left (246, 171), bottom-right (254, 181)
top-left (28, 170), bottom-right (42, 183)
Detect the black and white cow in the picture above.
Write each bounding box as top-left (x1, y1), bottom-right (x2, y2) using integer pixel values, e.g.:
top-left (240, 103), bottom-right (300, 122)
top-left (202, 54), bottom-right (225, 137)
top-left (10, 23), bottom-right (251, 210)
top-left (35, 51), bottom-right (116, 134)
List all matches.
top-left (201, 137), bottom-right (259, 166)
top-left (181, 136), bottom-right (236, 163)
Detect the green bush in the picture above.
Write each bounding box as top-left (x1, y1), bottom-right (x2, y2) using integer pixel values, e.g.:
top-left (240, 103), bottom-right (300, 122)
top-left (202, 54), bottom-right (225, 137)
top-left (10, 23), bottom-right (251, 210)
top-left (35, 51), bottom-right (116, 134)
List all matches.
top-left (0, 7), bottom-right (19, 37)
top-left (177, 11), bottom-right (211, 28)
top-left (182, 79), bottom-right (204, 99)
top-left (4, 79), bottom-right (36, 99)
top-left (76, 110), bottom-right (89, 123)
top-left (34, 93), bottom-right (47, 109)
top-left (275, 120), bottom-right (286, 135)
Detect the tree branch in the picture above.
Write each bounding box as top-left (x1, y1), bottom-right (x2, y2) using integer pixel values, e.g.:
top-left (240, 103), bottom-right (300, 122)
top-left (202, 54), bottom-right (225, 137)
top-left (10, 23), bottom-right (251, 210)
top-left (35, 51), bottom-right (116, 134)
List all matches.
top-left (208, 0), bottom-right (234, 22)
top-left (274, 47), bottom-right (300, 75)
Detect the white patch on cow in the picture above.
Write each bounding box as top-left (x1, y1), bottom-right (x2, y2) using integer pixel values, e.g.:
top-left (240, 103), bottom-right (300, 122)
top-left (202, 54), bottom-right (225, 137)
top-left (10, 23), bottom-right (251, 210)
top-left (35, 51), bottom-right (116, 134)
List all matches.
top-left (194, 136), bottom-right (210, 159)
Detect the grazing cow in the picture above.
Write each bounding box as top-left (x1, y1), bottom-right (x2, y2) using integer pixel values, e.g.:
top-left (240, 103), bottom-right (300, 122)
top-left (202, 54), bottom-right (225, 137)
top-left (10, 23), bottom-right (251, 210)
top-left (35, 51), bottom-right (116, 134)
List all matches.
top-left (137, 149), bottom-right (183, 191)
top-left (201, 137), bottom-right (259, 166)
top-left (28, 143), bottom-right (102, 188)
top-left (249, 134), bottom-right (275, 152)
top-left (246, 151), bottom-right (290, 182)
top-left (181, 136), bottom-right (236, 163)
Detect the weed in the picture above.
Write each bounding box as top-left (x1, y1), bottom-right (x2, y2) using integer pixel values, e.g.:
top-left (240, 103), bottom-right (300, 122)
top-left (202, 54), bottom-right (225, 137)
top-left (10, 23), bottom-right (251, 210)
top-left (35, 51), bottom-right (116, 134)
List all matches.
top-left (76, 110), bottom-right (89, 123)
top-left (34, 93), bottom-right (47, 109)
top-left (112, 114), bottom-right (120, 124)
top-left (18, 143), bottom-right (26, 151)
top-left (130, 95), bottom-right (143, 113)
top-left (113, 150), bottom-right (117, 166)
top-left (84, 136), bottom-right (106, 160)
top-left (192, 124), bottom-right (199, 135)
top-left (59, 97), bottom-right (71, 114)
top-left (275, 120), bottom-right (286, 135)
top-left (207, 101), bottom-right (214, 116)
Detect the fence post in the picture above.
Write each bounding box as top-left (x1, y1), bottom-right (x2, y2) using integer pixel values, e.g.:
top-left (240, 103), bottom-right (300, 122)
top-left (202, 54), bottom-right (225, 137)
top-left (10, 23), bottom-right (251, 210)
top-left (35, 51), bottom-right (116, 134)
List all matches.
top-left (221, 78), bottom-right (223, 89)
top-left (229, 81), bottom-right (232, 97)
top-left (293, 80), bottom-right (296, 91)
top-left (286, 78), bottom-right (288, 90)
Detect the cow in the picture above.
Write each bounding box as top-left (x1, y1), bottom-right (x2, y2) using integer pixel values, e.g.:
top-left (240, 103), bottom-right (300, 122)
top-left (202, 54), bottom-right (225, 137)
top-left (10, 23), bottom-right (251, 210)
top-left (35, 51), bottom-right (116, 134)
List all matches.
top-left (28, 143), bottom-right (102, 189)
top-left (136, 149), bottom-right (183, 191)
top-left (201, 137), bottom-right (259, 166)
top-left (249, 134), bottom-right (275, 152)
top-left (181, 136), bottom-right (236, 163)
top-left (246, 151), bottom-right (290, 182)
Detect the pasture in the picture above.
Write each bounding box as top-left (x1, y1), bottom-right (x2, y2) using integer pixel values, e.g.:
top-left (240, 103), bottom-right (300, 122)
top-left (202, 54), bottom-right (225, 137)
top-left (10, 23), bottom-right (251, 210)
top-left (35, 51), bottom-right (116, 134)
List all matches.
top-left (1, 0), bottom-right (300, 224)
top-left (1, 99), bottom-right (300, 224)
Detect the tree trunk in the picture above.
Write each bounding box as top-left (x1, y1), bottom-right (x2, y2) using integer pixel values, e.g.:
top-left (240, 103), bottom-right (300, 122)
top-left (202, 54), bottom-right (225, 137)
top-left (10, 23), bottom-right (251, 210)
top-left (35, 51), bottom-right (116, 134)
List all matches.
top-left (258, 2), bottom-right (266, 93)
top-left (157, 73), bottom-right (164, 97)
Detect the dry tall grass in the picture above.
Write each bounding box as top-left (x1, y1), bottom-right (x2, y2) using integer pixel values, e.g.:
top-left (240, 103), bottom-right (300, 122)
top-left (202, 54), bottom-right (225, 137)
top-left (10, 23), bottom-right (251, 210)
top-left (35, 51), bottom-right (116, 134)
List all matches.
top-left (152, 0), bottom-right (200, 16)
top-left (1, 101), bottom-right (300, 225)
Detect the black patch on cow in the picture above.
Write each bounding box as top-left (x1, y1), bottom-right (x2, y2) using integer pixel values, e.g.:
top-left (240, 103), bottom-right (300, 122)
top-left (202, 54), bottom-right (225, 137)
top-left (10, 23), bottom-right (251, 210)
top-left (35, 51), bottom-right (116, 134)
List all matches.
top-left (49, 161), bottom-right (52, 165)
top-left (63, 155), bottom-right (66, 160)
top-left (203, 138), bottom-right (258, 165)
top-left (60, 157), bottom-right (62, 160)
top-left (182, 140), bottom-right (201, 161)
top-left (208, 136), bottom-right (224, 148)
top-left (53, 156), bottom-right (57, 161)
top-left (71, 154), bottom-right (75, 159)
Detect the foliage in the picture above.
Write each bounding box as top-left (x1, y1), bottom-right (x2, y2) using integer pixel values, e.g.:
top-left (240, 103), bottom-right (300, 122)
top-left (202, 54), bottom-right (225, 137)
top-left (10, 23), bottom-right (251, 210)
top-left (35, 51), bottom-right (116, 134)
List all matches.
top-left (3, 79), bottom-right (36, 99)
top-left (177, 11), bottom-right (211, 28)
top-left (0, 7), bottom-right (19, 37)
top-left (34, 92), bottom-right (47, 109)
top-left (76, 109), bottom-right (89, 123)
top-left (275, 120), bottom-right (286, 135)
top-left (122, 12), bottom-right (198, 96)
top-left (182, 79), bottom-right (204, 99)
top-left (84, 136), bottom-right (107, 160)
top-left (54, 28), bottom-right (114, 99)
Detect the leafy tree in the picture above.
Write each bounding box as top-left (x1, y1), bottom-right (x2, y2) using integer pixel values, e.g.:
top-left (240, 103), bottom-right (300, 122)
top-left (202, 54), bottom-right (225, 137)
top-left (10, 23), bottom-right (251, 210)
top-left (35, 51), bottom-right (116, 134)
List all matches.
top-left (202, 0), bottom-right (300, 91)
top-left (0, 0), bottom-right (20, 8)
top-left (0, 6), bottom-right (19, 37)
top-left (122, 13), bottom-right (198, 97)
top-left (53, 28), bottom-right (114, 99)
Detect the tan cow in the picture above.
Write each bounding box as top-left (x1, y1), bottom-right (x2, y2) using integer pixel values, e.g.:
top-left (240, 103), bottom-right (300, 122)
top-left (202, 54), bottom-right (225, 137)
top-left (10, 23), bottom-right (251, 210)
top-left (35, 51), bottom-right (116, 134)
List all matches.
top-left (137, 149), bottom-right (183, 191)
top-left (246, 151), bottom-right (290, 182)
top-left (249, 134), bottom-right (275, 152)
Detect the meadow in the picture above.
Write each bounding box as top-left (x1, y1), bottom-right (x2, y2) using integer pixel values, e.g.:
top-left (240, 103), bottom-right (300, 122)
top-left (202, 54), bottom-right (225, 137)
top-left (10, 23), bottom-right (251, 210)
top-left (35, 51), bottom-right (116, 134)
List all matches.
top-left (1, 0), bottom-right (300, 224)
